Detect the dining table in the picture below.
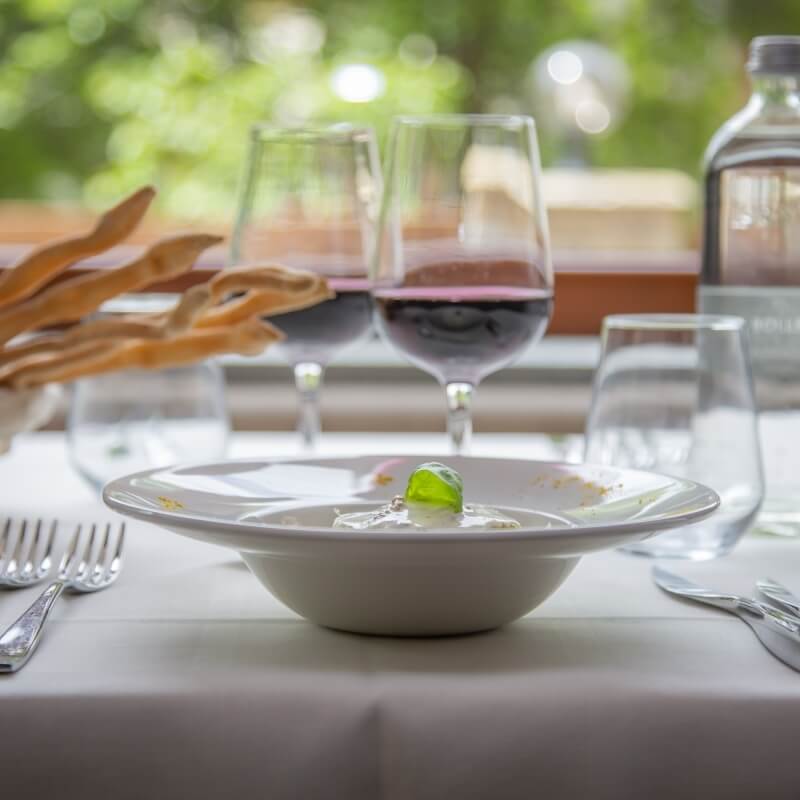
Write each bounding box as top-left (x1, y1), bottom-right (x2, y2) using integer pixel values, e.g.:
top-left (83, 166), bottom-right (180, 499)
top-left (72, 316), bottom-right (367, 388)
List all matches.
top-left (2, 430), bottom-right (799, 800)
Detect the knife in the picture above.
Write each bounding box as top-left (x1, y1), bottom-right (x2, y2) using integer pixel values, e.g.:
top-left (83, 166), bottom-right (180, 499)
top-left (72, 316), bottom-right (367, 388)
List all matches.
top-left (756, 577), bottom-right (800, 618)
top-left (652, 566), bottom-right (800, 672)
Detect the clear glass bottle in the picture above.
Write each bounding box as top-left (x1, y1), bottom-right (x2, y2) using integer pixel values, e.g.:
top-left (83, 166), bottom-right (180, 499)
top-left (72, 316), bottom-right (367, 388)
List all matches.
top-left (699, 36), bottom-right (800, 536)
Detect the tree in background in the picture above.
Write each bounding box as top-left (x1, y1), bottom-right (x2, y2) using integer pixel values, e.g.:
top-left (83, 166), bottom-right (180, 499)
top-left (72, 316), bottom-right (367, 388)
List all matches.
top-left (0, 0), bottom-right (797, 218)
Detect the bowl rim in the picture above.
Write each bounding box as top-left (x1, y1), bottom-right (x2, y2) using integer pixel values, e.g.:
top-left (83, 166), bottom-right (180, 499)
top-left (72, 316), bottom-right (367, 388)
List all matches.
top-left (102, 454), bottom-right (720, 545)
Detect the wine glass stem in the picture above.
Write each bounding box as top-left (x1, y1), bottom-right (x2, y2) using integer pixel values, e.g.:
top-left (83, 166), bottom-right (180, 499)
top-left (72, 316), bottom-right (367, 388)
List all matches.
top-left (294, 362), bottom-right (324, 451)
top-left (445, 382), bottom-right (474, 454)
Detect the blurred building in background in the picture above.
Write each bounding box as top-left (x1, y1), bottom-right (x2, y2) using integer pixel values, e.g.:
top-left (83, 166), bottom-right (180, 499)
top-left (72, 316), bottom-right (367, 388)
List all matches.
top-left (0, 0), bottom-right (798, 251)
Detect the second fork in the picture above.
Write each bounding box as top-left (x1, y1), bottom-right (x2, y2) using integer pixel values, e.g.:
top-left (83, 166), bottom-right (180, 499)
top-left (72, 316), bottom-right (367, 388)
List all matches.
top-left (0, 522), bottom-right (125, 673)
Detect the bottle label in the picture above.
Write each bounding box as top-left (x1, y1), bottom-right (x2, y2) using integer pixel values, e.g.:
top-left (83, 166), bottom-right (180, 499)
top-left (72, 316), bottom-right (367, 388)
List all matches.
top-left (719, 167), bottom-right (800, 285)
top-left (700, 285), bottom-right (800, 361)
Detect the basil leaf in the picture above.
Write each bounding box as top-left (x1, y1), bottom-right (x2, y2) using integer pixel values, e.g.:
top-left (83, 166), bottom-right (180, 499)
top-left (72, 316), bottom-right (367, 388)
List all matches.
top-left (404, 462), bottom-right (464, 513)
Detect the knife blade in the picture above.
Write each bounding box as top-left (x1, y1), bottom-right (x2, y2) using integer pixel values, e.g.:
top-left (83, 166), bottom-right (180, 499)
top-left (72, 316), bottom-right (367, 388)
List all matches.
top-left (653, 566), bottom-right (800, 672)
top-left (757, 577), bottom-right (800, 618)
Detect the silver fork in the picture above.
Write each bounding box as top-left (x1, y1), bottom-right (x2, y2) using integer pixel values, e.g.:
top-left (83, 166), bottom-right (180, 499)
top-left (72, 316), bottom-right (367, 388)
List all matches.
top-left (0, 519), bottom-right (57, 588)
top-left (0, 522), bottom-right (125, 673)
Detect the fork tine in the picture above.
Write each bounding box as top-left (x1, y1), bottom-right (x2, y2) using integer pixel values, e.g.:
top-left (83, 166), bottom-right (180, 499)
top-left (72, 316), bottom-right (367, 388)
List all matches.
top-left (58, 524), bottom-right (83, 580)
top-left (100, 523), bottom-right (125, 585)
top-left (3, 519), bottom-right (27, 580)
top-left (115, 522), bottom-right (126, 555)
top-left (73, 524), bottom-right (98, 583)
top-left (37, 520), bottom-right (57, 579)
top-left (0, 518), bottom-right (11, 570)
top-left (91, 523), bottom-right (113, 586)
top-left (0, 519), bottom-right (58, 587)
top-left (19, 519), bottom-right (43, 580)
top-left (0, 518), bottom-right (125, 592)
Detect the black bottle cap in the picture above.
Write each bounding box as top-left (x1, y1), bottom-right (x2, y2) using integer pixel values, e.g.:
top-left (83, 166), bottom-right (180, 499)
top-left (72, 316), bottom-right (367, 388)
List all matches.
top-left (747, 36), bottom-right (800, 75)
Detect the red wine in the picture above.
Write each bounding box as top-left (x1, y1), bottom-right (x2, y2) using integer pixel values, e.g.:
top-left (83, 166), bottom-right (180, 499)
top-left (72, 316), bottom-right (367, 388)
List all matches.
top-left (270, 278), bottom-right (373, 366)
top-left (374, 286), bottom-right (553, 384)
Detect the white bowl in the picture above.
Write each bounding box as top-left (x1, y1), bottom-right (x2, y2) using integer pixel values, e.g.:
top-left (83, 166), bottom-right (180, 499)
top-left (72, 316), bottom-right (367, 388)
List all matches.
top-left (103, 454), bottom-right (718, 636)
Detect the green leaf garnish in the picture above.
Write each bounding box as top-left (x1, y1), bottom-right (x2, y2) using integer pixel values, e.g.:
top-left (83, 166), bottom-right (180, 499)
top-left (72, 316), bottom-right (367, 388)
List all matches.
top-left (404, 462), bottom-right (464, 513)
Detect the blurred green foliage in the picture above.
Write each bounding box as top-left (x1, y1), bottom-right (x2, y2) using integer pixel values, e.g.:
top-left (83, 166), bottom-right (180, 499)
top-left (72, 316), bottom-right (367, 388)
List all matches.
top-left (0, 0), bottom-right (798, 219)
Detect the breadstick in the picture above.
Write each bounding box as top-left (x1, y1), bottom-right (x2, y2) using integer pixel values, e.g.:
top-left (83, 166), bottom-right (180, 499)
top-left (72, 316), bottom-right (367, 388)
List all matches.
top-left (122, 267), bottom-right (327, 335)
top-left (208, 265), bottom-right (318, 301)
top-left (0, 287), bottom-right (285, 367)
top-left (195, 281), bottom-right (334, 329)
top-left (0, 317), bottom-right (166, 368)
top-left (0, 269), bottom-right (326, 366)
top-left (11, 319), bottom-right (283, 389)
top-left (0, 233), bottom-right (221, 346)
top-left (161, 266), bottom-right (321, 335)
top-left (162, 284), bottom-right (214, 335)
top-left (0, 336), bottom-right (60, 367)
top-left (0, 340), bottom-right (119, 386)
top-left (0, 186), bottom-right (156, 310)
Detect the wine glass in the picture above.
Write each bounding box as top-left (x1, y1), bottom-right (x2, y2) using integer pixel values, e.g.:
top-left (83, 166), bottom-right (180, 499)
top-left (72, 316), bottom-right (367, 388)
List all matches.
top-left (231, 124), bottom-right (381, 450)
top-left (372, 115), bottom-right (553, 452)
top-left (68, 362), bottom-right (230, 490)
top-left (66, 294), bottom-right (230, 490)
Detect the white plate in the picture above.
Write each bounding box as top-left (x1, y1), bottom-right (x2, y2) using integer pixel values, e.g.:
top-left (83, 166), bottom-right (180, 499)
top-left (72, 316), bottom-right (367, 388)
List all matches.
top-left (103, 454), bottom-right (719, 636)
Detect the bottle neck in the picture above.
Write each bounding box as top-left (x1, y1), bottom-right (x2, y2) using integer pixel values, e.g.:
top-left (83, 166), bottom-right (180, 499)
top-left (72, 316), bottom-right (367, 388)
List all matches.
top-left (748, 74), bottom-right (800, 114)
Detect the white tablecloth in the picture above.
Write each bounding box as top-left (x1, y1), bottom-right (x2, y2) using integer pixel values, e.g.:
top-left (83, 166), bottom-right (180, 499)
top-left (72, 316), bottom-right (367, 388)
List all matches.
top-left (2, 433), bottom-right (800, 800)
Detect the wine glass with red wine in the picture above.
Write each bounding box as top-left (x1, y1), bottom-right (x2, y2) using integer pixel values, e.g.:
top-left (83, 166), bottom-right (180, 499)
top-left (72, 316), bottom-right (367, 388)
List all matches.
top-left (372, 115), bottom-right (553, 453)
top-left (231, 125), bottom-right (381, 450)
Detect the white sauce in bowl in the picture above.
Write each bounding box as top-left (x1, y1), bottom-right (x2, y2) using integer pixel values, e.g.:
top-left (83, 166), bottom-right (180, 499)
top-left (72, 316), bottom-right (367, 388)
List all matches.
top-left (332, 496), bottom-right (521, 531)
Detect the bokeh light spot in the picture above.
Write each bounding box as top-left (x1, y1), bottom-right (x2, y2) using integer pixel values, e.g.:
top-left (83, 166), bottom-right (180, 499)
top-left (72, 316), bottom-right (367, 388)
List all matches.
top-left (330, 64), bottom-right (386, 103)
top-left (68, 9), bottom-right (106, 46)
top-left (575, 99), bottom-right (611, 133)
top-left (547, 50), bottom-right (583, 85)
top-left (250, 10), bottom-right (325, 62)
top-left (399, 33), bottom-right (437, 67)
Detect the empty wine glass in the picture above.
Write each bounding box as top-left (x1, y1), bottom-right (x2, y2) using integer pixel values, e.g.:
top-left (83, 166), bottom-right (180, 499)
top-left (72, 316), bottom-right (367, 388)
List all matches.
top-left (66, 294), bottom-right (231, 490)
top-left (67, 361), bottom-right (230, 490)
top-left (584, 314), bottom-right (764, 559)
top-left (231, 124), bottom-right (381, 450)
top-left (372, 115), bottom-right (553, 453)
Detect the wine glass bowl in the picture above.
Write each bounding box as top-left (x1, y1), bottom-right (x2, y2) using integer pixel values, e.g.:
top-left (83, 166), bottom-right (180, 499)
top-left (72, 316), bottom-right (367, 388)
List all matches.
top-left (231, 124), bottom-right (381, 449)
top-left (67, 362), bottom-right (230, 491)
top-left (372, 115), bottom-right (553, 451)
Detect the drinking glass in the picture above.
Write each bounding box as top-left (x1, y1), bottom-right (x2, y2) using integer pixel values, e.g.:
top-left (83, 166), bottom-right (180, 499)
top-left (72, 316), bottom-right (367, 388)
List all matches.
top-left (584, 314), bottom-right (764, 559)
top-left (231, 124), bottom-right (381, 450)
top-left (372, 115), bottom-right (553, 453)
top-left (67, 361), bottom-right (230, 490)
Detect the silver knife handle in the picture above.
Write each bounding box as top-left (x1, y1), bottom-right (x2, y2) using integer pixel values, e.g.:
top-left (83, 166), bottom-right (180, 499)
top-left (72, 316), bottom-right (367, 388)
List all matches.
top-left (757, 578), bottom-right (800, 618)
top-left (676, 591), bottom-right (799, 634)
top-left (733, 596), bottom-right (765, 616)
top-left (0, 582), bottom-right (64, 673)
top-left (736, 599), bottom-right (800, 639)
top-left (737, 610), bottom-right (800, 672)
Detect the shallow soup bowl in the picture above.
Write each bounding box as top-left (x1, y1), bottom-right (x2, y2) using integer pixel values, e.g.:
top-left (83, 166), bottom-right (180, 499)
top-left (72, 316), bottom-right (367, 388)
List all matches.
top-left (103, 454), bottom-right (718, 636)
